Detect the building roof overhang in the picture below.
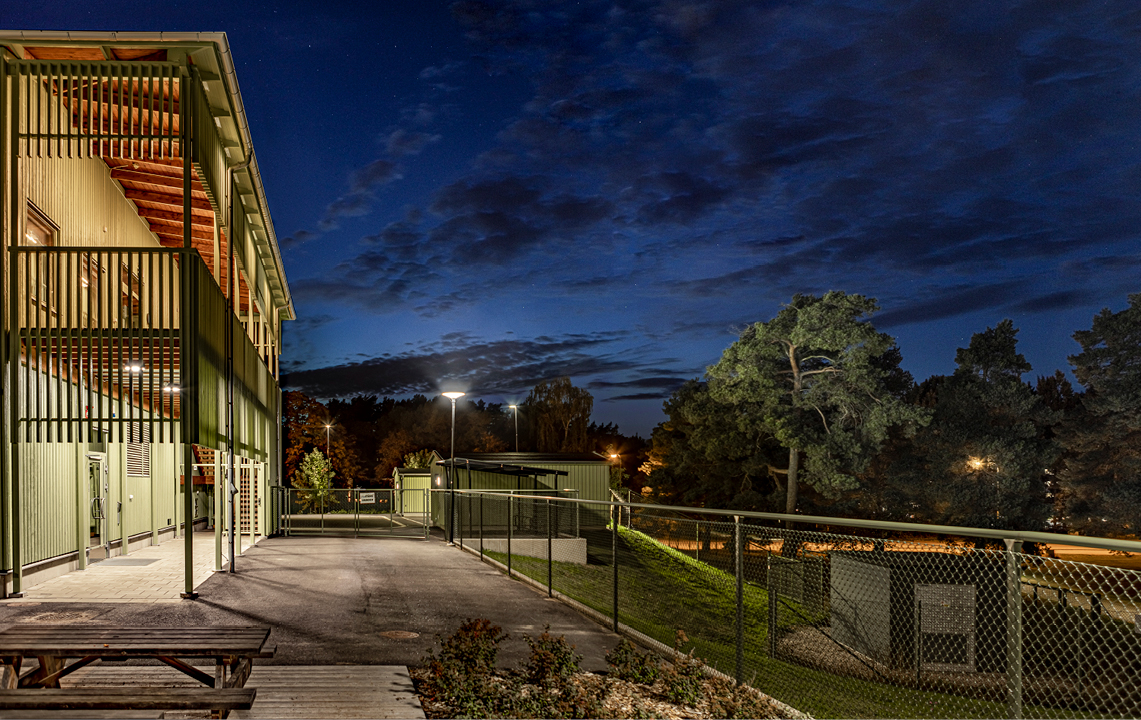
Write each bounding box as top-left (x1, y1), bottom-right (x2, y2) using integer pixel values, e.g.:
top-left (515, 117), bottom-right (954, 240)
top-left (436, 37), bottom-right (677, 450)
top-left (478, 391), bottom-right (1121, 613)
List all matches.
top-left (0, 30), bottom-right (294, 321)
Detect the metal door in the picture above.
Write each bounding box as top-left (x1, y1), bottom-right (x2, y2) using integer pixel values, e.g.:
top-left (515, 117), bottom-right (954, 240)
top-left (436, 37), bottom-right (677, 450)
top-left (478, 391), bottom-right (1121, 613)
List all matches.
top-left (86, 454), bottom-right (110, 561)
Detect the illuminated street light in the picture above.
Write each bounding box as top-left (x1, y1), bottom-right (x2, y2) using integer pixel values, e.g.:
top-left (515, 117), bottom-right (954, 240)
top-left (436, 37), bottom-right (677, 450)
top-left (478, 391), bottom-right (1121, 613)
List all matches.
top-left (325, 424), bottom-right (332, 455)
top-left (442, 391), bottom-right (466, 544)
top-left (509, 404), bottom-right (518, 452)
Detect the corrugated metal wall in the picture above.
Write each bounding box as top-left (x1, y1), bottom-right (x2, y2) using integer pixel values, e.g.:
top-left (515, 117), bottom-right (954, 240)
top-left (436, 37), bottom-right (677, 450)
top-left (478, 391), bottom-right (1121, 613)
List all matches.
top-left (24, 156), bottom-right (161, 250)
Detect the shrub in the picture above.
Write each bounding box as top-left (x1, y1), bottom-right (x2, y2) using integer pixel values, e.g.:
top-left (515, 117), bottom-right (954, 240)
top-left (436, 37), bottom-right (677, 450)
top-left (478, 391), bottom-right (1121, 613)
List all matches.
top-left (606, 637), bottom-right (660, 684)
top-left (522, 625), bottom-right (582, 687)
top-left (661, 650), bottom-right (705, 706)
top-left (661, 630), bottom-right (704, 707)
top-left (420, 618), bottom-right (508, 714)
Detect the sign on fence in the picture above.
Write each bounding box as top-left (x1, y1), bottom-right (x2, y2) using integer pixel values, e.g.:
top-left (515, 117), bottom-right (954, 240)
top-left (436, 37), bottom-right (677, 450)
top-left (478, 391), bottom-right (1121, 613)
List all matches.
top-left (359, 492), bottom-right (376, 504)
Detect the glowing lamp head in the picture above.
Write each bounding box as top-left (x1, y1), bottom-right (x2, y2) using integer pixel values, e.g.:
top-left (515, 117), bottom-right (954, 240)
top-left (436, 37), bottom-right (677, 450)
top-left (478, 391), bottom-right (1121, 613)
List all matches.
top-left (442, 391), bottom-right (465, 400)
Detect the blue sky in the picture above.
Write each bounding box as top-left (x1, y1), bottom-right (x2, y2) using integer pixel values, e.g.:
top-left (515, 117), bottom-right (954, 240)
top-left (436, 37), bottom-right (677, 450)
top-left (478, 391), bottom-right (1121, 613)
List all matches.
top-left (6, 1), bottom-right (1140, 436)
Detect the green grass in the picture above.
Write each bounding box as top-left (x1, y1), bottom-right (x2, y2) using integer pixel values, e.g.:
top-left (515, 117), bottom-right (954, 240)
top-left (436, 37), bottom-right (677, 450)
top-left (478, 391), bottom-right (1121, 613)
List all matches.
top-left (483, 526), bottom-right (1113, 719)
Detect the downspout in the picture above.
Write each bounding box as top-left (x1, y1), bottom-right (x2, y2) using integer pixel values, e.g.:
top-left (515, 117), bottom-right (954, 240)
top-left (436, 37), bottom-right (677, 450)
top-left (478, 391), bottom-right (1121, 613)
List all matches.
top-left (225, 155), bottom-right (250, 572)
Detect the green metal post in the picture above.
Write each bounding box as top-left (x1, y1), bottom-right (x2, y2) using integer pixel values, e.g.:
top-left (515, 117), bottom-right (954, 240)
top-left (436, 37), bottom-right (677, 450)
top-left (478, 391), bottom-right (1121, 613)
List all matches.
top-left (479, 493), bottom-right (484, 558)
top-left (507, 494), bottom-right (513, 578)
top-left (735, 515), bottom-right (744, 685)
top-left (767, 552), bottom-right (777, 658)
top-left (1005, 539), bottom-right (1023, 719)
top-left (612, 504), bottom-right (619, 633)
top-left (6, 59), bottom-right (22, 597)
top-left (179, 66), bottom-right (196, 600)
top-left (547, 498), bottom-right (552, 597)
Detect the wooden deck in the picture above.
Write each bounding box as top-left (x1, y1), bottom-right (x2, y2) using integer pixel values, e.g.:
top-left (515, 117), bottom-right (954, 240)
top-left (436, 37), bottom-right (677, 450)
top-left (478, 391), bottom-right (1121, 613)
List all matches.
top-left (35, 663), bottom-right (426, 719)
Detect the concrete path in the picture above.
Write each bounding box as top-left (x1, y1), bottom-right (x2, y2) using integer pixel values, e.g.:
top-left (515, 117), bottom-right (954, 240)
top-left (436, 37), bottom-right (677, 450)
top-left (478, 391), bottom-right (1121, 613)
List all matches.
top-left (0, 531), bottom-right (623, 671)
top-left (0, 532), bottom-right (260, 604)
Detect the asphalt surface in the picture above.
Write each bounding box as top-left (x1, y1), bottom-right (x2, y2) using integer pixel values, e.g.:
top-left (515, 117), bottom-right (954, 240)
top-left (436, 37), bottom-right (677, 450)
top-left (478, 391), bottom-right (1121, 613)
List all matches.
top-left (0, 531), bottom-right (622, 671)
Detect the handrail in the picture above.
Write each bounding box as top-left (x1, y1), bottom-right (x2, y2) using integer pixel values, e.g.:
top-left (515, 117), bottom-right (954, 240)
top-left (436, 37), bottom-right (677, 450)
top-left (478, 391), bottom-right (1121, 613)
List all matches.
top-left (436, 488), bottom-right (1141, 555)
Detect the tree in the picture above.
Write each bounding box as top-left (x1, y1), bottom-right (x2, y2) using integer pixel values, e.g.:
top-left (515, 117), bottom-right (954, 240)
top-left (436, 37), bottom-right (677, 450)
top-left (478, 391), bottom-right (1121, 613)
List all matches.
top-left (403, 449), bottom-right (436, 469)
top-left (1059, 294), bottom-right (1141, 535)
top-left (889, 320), bottom-right (1055, 532)
top-left (645, 380), bottom-right (782, 510)
top-left (707, 292), bottom-right (928, 514)
top-left (293, 449), bottom-right (335, 513)
top-left (524, 377), bottom-right (593, 452)
top-left (283, 391), bottom-right (331, 487)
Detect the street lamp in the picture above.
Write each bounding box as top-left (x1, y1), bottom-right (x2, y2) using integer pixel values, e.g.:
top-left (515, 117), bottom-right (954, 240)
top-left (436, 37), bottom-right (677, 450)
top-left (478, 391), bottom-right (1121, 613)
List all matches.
top-left (325, 424), bottom-right (332, 455)
top-left (442, 392), bottom-right (466, 544)
top-left (509, 405), bottom-right (518, 452)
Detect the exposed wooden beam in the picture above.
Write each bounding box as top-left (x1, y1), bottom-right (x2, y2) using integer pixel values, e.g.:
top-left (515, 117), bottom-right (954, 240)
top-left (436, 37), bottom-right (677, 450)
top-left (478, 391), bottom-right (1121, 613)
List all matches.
top-left (126, 191), bottom-right (213, 214)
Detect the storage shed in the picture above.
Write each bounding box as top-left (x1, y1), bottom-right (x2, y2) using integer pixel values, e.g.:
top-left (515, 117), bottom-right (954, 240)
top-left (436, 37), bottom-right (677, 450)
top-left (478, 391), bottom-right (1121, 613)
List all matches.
top-left (830, 551), bottom-right (1010, 673)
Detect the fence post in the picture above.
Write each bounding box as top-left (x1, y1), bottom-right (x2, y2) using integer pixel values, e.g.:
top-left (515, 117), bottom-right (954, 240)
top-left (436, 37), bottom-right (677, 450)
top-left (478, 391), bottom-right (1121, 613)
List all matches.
top-left (547, 499), bottom-right (553, 597)
top-left (458, 493), bottom-right (464, 550)
top-left (507, 495), bottom-right (513, 578)
top-left (735, 515), bottom-right (744, 685)
top-left (612, 504), bottom-right (620, 633)
top-left (423, 489), bottom-right (429, 540)
top-left (320, 492), bottom-right (325, 535)
top-left (1005, 538), bottom-right (1023, 720)
top-left (479, 493), bottom-right (484, 559)
top-left (767, 551), bottom-right (778, 658)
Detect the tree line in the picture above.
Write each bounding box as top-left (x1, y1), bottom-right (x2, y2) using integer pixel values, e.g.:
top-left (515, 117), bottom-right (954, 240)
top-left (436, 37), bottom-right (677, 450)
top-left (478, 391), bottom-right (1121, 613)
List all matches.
top-left (283, 376), bottom-right (646, 491)
top-left (644, 291), bottom-right (1141, 538)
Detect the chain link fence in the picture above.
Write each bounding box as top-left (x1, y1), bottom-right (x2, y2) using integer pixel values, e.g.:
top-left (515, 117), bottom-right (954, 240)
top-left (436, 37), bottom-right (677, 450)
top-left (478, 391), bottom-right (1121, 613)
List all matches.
top-left (441, 489), bottom-right (1141, 719)
top-left (270, 487), bottom-right (430, 538)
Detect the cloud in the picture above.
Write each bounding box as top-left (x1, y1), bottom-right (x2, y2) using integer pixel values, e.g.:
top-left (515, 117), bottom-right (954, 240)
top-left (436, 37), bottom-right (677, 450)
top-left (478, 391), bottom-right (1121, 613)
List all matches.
top-left (385, 129), bottom-right (441, 157)
top-left (282, 331), bottom-right (637, 399)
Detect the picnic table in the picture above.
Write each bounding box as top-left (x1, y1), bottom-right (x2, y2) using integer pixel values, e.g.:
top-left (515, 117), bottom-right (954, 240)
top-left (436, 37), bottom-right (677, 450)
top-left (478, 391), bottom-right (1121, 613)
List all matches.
top-left (0, 625), bottom-right (274, 717)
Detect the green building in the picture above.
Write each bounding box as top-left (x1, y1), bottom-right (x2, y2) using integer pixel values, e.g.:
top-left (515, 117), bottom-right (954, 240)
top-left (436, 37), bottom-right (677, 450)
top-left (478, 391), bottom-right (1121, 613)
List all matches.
top-left (0, 31), bottom-right (292, 597)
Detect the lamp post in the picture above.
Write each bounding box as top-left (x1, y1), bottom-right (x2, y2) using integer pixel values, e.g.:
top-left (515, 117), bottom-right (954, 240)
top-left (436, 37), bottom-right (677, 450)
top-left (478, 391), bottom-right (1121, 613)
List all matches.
top-left (443, 392), bottom-right (465, 544)
top-left (325, 424), bottom-right (331, 455)
top-left (509, 405), bottom-right (518, 452)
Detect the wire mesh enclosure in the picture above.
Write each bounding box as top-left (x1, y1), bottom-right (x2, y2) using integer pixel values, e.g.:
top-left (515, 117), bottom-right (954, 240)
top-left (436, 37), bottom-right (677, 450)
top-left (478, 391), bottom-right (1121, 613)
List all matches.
top-left (442, 490), bottom-right (1141, 719)
top-left (271, 487), bottom-right (430, 539)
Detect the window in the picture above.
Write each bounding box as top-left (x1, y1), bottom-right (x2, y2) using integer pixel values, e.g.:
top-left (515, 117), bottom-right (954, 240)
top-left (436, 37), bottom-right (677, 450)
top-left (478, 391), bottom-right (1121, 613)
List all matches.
top-left (24, 204), bottom-right (57, 311)
top-left (79, 255), bottom-right (103, 328)
top-left (120, 262), bottom-right (146, 327)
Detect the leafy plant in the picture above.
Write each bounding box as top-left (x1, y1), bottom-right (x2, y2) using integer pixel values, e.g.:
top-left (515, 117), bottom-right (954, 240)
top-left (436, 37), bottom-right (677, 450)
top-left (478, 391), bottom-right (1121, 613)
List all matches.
top-left (606, 637), bottom-right (660, 684)
top-left (292, 449), bottom-right (335, 513)
top-left (661, 630), bottom-right (706, 706)
top-left (419, 618), bottom-right (508, 715)
top-left (522, 625), bottom-right (581, 687)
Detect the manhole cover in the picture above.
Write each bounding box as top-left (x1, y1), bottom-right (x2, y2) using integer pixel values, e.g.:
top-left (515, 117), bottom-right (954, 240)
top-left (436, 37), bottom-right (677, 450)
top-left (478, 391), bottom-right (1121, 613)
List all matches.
top-left (97, 558), bottom-right (161, 567)
top-left (379, 631), bottom-right (420, 639)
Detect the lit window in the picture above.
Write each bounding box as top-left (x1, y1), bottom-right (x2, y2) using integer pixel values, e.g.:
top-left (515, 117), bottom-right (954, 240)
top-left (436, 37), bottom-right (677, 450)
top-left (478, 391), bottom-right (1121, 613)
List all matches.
top-left (23, 204), bottom-right (57, 311)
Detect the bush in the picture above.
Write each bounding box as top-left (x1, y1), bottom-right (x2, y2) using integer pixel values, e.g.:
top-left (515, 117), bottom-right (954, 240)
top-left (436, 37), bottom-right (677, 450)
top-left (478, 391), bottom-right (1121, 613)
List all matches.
top-left (522, 625), bottom-right (582, 687)
top-left (661, 629), bottom-right (705, 706)
top-left (661, 650), bottom-right (705, 706)
top-left (606, 637), bottom-right (660, 684)
top-left (420, 618), bottom-right (509, 714)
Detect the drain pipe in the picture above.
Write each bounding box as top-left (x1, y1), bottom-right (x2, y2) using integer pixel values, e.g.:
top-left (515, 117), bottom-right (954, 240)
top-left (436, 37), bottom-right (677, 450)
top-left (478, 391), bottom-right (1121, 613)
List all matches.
top-left (226, 156), bottom-right (250, 572)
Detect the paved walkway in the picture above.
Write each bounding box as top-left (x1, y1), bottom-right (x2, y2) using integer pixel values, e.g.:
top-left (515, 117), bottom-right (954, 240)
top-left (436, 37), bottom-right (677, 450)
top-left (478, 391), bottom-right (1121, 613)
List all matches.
top-left (1, 532), bottom-right (261, 604)
top-left (0, 532), bottom-right (624, 716)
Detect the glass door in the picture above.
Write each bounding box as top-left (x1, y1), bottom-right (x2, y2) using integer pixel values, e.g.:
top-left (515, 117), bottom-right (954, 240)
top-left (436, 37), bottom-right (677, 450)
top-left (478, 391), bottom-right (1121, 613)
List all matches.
top-left (87, 455), bottom-right (109, 561)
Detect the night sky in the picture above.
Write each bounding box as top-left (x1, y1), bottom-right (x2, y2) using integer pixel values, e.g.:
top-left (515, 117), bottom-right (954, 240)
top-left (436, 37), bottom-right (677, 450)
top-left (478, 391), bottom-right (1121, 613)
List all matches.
top-left (5, 1), bottom-right (1140, 436)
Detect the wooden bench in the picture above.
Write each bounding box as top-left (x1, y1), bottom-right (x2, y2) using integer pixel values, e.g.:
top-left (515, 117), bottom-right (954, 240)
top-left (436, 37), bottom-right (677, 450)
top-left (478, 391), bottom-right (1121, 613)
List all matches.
top-left (0, 686), bottom-right (256, 712)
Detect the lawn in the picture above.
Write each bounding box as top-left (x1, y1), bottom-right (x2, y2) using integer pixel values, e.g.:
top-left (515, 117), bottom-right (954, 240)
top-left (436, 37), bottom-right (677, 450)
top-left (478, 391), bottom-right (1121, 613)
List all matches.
top-left (484, 525), bottom-right (1113, 719)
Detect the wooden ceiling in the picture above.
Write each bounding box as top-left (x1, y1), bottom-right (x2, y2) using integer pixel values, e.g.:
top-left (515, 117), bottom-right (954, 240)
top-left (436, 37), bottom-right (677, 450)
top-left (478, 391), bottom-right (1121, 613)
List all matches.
top-left (22, 46), bottom-right (168, 62)
top-left (19, 47), bottom-right (260, 312)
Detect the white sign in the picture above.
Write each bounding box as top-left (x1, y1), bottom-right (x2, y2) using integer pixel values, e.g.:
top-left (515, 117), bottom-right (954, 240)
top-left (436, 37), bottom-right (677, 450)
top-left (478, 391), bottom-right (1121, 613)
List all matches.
top-left (359, 492), bottom-right (376, 504)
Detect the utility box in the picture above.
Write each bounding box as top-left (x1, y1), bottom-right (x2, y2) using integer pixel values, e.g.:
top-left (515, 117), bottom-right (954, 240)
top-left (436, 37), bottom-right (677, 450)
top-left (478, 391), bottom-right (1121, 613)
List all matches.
top-left (830, 551), bottom-right (1007, 672)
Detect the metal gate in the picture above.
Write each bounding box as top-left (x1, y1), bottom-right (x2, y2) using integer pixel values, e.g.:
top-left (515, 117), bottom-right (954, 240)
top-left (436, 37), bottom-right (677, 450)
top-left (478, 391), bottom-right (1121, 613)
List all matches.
top-left (271, 488), bottom-right (430, 538)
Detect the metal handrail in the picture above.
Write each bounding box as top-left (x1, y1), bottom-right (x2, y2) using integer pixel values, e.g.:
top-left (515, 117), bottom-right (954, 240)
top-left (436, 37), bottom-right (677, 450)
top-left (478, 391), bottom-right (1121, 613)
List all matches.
top-left (440, 488), bottom-right (1141, 555)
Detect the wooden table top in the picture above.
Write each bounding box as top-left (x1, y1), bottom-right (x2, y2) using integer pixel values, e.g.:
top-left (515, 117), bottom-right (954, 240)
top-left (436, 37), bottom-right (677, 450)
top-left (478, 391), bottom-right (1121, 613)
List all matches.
top-left (0, 625), bottom-right (272, 658)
